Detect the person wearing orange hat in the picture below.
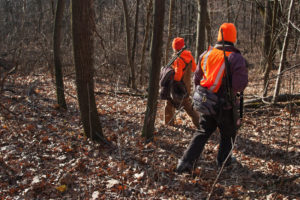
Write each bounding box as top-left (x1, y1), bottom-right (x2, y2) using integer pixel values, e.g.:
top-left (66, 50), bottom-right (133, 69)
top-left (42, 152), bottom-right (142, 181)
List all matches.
top-left (164, 37), bottom-right (199, 128)
top-left (176, 23), bottom-right (248, 173)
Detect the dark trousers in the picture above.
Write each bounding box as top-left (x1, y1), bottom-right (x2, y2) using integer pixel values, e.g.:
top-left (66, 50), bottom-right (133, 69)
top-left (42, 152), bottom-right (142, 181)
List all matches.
top-left (180, 109), bottom-right (236, 165)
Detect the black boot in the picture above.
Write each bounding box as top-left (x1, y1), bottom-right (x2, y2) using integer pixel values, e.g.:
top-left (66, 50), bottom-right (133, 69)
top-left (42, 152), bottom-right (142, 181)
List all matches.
top-left (175, 159), bottom-right (193, 173)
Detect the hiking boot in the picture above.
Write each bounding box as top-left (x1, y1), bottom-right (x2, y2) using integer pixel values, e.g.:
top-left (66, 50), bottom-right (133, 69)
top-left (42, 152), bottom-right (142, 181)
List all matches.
top-left (175, 159), bottom-right (193, 173)
top-left (216, 156), bottom-right (237, 168)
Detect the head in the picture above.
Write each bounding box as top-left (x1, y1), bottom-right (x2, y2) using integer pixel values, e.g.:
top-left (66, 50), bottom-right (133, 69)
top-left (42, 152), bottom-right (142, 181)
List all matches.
top-left (172, 37), bottom-right (185, 52)
top-left (217, 23), bottom-right (237, 43)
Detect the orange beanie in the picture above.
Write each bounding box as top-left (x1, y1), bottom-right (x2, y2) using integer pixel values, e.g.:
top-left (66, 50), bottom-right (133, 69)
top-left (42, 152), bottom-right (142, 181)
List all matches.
top-left (217, 23), bottom-right (237, 43)
top-left (172, 37), bottom-right (185, 51)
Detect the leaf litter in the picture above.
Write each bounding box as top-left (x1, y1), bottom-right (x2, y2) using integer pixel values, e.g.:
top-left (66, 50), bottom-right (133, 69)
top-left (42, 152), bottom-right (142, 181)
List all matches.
top-left (0, 72), bottom-right (299, 199)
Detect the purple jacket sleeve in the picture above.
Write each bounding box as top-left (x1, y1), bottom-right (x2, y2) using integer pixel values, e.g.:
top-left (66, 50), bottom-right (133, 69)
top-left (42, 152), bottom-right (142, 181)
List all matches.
top-left (228, 52), bottom-right (248, 93)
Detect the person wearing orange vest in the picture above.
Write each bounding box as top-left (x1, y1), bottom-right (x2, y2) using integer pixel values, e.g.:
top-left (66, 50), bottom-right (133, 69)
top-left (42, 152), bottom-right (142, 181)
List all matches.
top-left (164, 37), bottom-right (200, 128)
top-left (176, 23), bottom-right (248, 173)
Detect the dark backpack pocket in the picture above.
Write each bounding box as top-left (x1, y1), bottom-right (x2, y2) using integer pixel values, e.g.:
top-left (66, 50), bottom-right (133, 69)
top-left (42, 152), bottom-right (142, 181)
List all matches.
top-left (193, 85), bottom-right (219, 115)
top-left (159, 66), bottom-right (175, 87)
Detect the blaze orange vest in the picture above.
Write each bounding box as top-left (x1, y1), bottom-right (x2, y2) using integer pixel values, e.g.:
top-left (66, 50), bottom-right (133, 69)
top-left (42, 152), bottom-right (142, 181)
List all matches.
top-left (200, 46), bottom-right (233, 93)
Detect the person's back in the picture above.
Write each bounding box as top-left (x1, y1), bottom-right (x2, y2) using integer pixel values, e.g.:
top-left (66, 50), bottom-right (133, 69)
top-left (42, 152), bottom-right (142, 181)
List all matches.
top-left (176, 23), bottom-right (248, 173)
top-left (164, 37), bottom-right (199, 128)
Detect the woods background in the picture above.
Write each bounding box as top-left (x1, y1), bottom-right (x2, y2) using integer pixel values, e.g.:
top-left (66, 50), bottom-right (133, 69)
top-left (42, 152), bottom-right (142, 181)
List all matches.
top-left (0, 0), bottom-right (299, 199)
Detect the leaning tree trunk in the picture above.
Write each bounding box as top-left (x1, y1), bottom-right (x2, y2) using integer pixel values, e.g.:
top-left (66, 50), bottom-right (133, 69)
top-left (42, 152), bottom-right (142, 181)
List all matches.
top-left (121, 0), bottom-right (136, 90)
top-left (53, 0), bottom-right (67, 109)
top-left (142, 0), bottom-right (165, 141)
top-left (72, 0), bottom-right (106, 143)
top-left (272, 0), bottom-right (294, 104)
top-left (164, 0), bottom-right (174, 65)
top-left (195, 0), bottom-right (206, 62)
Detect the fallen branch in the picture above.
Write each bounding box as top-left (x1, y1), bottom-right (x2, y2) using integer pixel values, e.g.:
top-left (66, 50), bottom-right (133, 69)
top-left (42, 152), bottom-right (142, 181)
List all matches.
top-left (95, 90), bottom-right (147, 98)
top-left (244, 93), bottom-right (300, 107)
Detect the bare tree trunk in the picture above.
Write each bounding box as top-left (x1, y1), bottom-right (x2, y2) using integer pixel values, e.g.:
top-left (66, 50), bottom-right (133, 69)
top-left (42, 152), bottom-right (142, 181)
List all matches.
top-left (131, 0), bottom-right (140, 74)
top-left (51, 0), bottom-right (55, 18)
top-left (164, 0), bottom-right (174, 65)
top-left (272, 0), bottom-right (294, 104)
top-left (142, 0), bottom-right (165, 141)
top-left (262, 0), bottom-right (278, 98)
top-left (261, 0), bottom-right (272, 71)
top-left (53, 0), bottom-right (67, 109)
top-left (254, 2), bottom-right (258, 44)
top-left (36, 0), bottom-right (43, 32)
top-left (72, 0), bottom-right (106, 143)
top-left (195, 0), bottom-right (206, 62)
top-left (205, 8), bottom-right (212, 47)
top-left (250, 1), bottom-right (254, 52)
top-left (226, 0), bottom-right (231, 22)
top-left (121, 0), bottom-right (136, 89)
top-left (140, 0), bottom-right (152, 85)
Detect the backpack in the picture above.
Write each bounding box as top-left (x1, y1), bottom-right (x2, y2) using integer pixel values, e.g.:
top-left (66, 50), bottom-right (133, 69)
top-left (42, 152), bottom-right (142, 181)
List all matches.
top-left (159, 55), bottom-right (190, 108)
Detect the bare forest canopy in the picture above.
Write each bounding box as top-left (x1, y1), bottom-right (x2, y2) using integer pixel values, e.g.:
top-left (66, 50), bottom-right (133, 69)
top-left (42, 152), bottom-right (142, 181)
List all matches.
top-left (0, 0), bottom-right (300, 199)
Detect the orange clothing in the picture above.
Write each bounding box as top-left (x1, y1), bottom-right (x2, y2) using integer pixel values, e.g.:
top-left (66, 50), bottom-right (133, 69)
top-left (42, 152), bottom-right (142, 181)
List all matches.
top-left (200, 46), bottom-right (233, 93)
top-left (172, 50), bottom-right (196, 81)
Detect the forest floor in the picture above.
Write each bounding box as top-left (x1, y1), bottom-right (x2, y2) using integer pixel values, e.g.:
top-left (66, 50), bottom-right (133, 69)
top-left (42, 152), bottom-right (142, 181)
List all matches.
top-left (0, 68), bottom-right (299, 200)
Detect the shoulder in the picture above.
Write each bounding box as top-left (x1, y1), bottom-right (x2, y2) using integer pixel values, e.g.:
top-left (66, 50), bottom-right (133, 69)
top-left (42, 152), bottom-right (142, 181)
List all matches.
top-left (228, 51), bottom-right (247, 69)
top-left (182, 50), bottom-right (192, 56)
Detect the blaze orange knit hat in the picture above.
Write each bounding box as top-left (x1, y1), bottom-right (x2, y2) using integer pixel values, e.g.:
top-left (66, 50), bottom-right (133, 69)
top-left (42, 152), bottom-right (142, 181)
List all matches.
top-left (172, 37), bottom-right (185, 51)
top-left (217, 23), bottom-right (237, 43)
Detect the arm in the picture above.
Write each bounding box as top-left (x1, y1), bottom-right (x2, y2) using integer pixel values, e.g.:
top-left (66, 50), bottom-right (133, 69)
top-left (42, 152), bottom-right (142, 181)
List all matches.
top-left (173, 59), bottom-right (183, 81)
top-left (193, 51), bottom-right (206, 87)
top-left (228, 52), bottom-right (248, 93)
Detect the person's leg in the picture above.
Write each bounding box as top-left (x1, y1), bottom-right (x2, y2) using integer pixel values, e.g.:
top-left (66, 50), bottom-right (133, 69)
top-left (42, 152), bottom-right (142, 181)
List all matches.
top-left (165, 100), bottom-right (175, 125)
top-left (216, 109), bottom-right (237, 166)
top-left (182, 97), bottom-right (200, 128)
top-left (177, 114), bottom-right (217, 172)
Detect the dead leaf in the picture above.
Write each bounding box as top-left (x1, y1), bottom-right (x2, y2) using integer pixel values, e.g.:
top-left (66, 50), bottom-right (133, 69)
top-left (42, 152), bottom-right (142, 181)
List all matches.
top-left (106, 179), bottom-right (120, 188)
top-left (56, 185), bottom-right (67, 193)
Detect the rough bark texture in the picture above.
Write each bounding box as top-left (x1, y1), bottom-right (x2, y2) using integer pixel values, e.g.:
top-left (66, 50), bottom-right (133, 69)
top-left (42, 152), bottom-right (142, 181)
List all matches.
top-left (72, 0), bottom-right (105, 142)
top-left (142, 0), bottom-right (165, 141)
